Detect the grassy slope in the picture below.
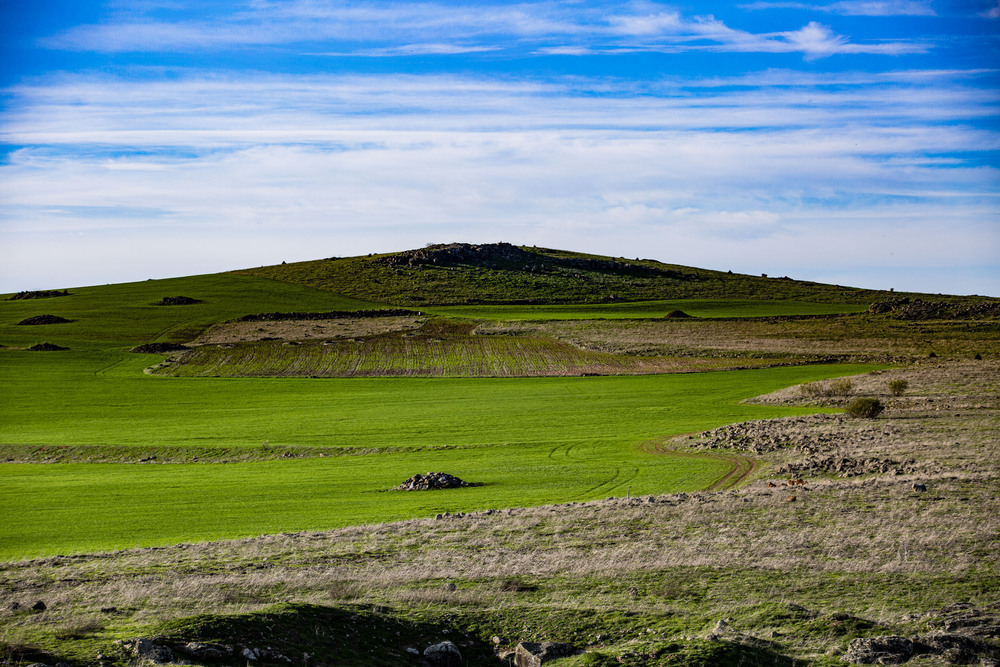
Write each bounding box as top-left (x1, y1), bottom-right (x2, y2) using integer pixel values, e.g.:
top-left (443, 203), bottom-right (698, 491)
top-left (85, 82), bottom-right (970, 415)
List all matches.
top-left (0, 272), bottom-right (382, 352)
top-left (233, 245), bottom-right (897, 306)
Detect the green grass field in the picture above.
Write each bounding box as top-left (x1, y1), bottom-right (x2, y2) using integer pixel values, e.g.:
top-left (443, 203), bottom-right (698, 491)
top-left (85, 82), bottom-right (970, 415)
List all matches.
top-left (0, 273), bottom-right (381, 352)
top-left (0, 267), bottom-right (888, 562)
top-left (0, 354), bottom-right (877, 560)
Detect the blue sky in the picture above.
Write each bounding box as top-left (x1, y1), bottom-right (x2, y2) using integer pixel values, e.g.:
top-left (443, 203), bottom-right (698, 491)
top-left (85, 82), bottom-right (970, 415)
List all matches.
top-left (1, 1), bottom-right (998, 296)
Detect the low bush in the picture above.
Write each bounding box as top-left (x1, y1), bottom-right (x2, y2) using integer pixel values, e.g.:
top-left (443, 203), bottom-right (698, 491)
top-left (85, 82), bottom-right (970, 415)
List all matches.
top-left (801, 378), bottom-right (853, 399)
top-left (828, 379), bottom-right (854, 397)
top-left (846, 397), bottom-right (884, 419)
top-left (888, 379), bottom-right (908, 396)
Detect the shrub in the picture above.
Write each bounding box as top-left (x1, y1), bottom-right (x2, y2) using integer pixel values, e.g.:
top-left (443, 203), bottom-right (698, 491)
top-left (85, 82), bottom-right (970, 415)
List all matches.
top-left (800, 382), bottom-right (825, 399)
top-left (801, 379), bottom-right (853, 399)
top-left (888, 379), bottom-right (908, 396)
top-left (828, 379), bottom-right (853, 397)
top-left (846, 397), bottom-right (884, 419)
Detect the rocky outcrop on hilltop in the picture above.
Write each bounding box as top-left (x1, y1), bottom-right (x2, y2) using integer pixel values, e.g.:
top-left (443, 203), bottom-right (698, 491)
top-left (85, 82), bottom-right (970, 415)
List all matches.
top-left (376, 242), bottom-right (693, 280)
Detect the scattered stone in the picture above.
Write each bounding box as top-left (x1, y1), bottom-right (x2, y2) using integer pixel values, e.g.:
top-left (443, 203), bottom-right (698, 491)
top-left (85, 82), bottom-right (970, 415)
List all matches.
top-left (777, 455), bottom-right (917, 478)
top-left (16, 315), bottom-right (71, 325)
top-left (912, 483), bottom-right (928, 492)
top-left (843, 635), bottom-right (913, 664)
top-left (398, 472), bottom-right (470, 491)
top-left (9, 601), bottom-right (21, 611)
top-left (868, 298), bottom-right (1000, 320)
top-left (179, 642), bottom-right (231, 660)
top-left (916, 633), bottom-right (986, 664)
top-left (423, 640), bottom-right (463, 665)
top-left (513, 641), bottom-right (578, 666)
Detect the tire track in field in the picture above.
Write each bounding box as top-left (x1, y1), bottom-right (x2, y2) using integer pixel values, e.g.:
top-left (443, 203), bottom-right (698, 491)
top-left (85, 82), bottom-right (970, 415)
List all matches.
top-left (640, 438), bottom-right (757, 490)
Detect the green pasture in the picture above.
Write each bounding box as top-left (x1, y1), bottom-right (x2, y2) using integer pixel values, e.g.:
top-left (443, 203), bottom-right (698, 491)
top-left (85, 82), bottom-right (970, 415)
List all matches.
top-left (424, 299), bottom-right (870, 320)
top-left (0, 273), bottom-right (882, 561)
top-left (0, 350), bottom-right (878, 560)
top-left (0, 273), bottom-right (381, 351)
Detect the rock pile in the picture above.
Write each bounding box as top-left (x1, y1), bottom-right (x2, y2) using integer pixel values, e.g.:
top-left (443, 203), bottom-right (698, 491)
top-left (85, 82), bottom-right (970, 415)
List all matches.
top-left (688, 417), bottom-right (835, 455)
top-left (7, 290), bottom-right (70, 300)
top-left (27, 343), bottom-right (68, 351)
top-left (398, 472), bottom-right (469, 491)
top-left (16, 315), bottom-right (70, 325)
top-left (154, 296), bottom-right (201, 306)
top-left (776, 455), bottom-right (918, 478)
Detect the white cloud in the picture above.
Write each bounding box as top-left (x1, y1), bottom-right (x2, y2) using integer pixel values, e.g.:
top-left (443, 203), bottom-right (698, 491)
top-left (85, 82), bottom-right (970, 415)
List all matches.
top-left (741, 0), bottom-right (936, 15)
top-left (2, 71), bottom-right (997, 294)
top-left (39, 1), bottom-right (930, 59)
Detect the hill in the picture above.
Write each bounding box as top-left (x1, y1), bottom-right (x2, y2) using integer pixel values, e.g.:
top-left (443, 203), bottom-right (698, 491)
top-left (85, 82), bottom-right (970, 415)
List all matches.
top-left (235, 242), bottom-right (912, 306)
top-left (0, 244), bottom-right (998, 666)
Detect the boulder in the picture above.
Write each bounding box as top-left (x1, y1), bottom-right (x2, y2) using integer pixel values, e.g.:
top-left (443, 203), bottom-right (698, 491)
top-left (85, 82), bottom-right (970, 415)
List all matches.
top-left (514, 641), bottom-right (578, 666)
top-left (424, 640), bottom-right (462, 665)
top-left (179, 642), bottom-right (232, 660)
top-left (133, 639), bottom-right (174, 664)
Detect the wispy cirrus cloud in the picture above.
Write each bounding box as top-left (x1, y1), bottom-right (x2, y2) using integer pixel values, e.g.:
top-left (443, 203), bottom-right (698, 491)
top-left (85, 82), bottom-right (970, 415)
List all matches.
top-left (2, 69), bottom-right (997, 293)
top-left (741, 0), bottom-right (936, 16)
top-left (40, 0), bottom-right (930, 59)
